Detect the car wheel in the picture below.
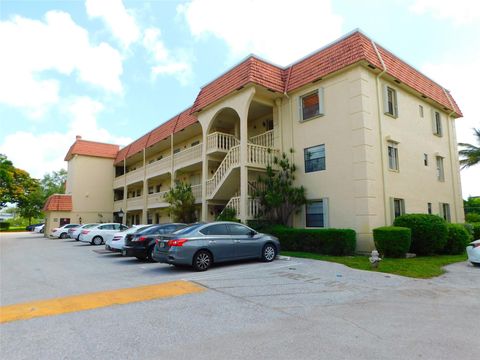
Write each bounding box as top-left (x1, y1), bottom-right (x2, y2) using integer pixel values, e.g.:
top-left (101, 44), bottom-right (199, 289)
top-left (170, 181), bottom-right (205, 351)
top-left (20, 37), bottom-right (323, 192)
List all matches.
top-left (262, 243), bottom-right (277, 262)
top-left (92, 236), bottom-right (103, 246)
top-left (60, 232), bottom-right (68, 239)
top-left (193, 250), bottom-right (212, 271)
top-left (146, 246), bottom-right (156, 262)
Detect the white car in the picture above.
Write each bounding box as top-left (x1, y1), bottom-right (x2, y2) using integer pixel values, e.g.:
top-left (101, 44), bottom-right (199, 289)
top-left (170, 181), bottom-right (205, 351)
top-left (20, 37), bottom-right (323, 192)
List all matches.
top-left (50, 224), bottom-right (80, 239)
top-left (466, 239), bottom-right (480, 267)
top-left (79, 223), bottom-right (128, 245)
top-left (105, 224), bottom-right (151, 252)
top-left (69, 223), bottom-right (99, 241)
top-left (34, 224), bottom-right (44, 233)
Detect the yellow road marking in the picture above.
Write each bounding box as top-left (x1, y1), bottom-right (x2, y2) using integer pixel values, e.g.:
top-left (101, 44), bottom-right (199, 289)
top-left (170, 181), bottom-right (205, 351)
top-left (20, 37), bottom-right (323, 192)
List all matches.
top-left (0, 280), bottom-right (204, 324)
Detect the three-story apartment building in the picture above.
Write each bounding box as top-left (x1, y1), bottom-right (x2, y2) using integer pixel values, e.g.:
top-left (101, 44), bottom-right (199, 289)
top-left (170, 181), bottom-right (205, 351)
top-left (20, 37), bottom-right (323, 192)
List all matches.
top-left (44, 30), bottom-right (464, 251)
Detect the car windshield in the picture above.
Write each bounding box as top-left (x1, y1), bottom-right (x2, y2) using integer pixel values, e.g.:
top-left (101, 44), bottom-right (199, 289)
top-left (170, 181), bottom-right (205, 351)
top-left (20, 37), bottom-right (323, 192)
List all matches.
top-left (172, 223), bottom-right (203, 235)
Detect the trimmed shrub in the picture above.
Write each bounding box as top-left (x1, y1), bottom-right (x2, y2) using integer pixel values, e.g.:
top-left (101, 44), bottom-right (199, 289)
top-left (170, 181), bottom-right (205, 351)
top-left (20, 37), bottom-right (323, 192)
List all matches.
top-left (465, 213), bottom-right (480, 223)
top-left (470, 223), bottom-right (480, 240)
top-left (0, 222), bottom-right (10, 230)
top-left (393, 214), bottom-right (448, 255)
top-left (442, 224), bottom-right (471, 255)
top-left (215, 207), bottom-right (240, 222)
top-left (269, 225), bottom-right (356, 256)
top-left (246, 220), bottom-right (274, 233)
top-left (373, 226), bottom-right (411, 258)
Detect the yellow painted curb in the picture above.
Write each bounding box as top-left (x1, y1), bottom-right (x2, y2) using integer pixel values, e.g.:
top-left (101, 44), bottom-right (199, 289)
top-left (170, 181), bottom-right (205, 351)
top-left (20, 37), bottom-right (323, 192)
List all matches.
top-left (0, 280), bottom-right (204, 324)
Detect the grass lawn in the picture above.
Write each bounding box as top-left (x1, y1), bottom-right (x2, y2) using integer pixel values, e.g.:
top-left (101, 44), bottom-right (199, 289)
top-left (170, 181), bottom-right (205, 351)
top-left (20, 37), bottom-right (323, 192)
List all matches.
top-left (0, 226), bottom-right (28, 232)
top-left (281, 251), bottom-right (468, 278)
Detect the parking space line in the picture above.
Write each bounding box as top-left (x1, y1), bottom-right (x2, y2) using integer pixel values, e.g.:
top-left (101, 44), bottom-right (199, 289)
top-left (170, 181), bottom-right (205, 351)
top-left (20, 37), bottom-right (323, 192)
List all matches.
top-left (0, 280), bottom-right (204, 324)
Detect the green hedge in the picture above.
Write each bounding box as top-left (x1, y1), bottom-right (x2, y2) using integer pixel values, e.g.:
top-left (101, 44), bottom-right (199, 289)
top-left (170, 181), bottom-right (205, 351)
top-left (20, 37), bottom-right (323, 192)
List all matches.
top-left (269, 225), bottom-right (356, 256)
top-left (393, 214), bottom-right (447, 255)
top-left (373, 226), bottom-right (411, 258)
top-left (470, 222), bottom-right (480, 240)
top-left (442, 223), bottom-right (470, 255)
top-left (0, 222), bottom-right (10, 230)
top-left (246, 220), bottom-right (274, 233)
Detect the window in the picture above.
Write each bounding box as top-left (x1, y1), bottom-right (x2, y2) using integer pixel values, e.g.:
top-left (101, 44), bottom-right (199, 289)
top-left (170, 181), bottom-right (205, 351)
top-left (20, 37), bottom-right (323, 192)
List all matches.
top-left (436, 156), bottom-right (445, 181)
top-left (384, 86), bottom-right (398, 117)
top-left (306, 201), bottom-right (325, 227)
top-left (136, 189), bottom-right (141, 197)
top-left (428, 202), bottom-right (432, 214)
top-left (424, 153), bottom-right (428, 166)
top-left (392, 198), bottom-right (405, 219)
top-left (433, 111), bottom-right (442, 136)
top-left (148, 186), bottom-right (154, 194)
top-left (156, 184), bottom-right (161, 192)
top-left (387, 141), bottom-right (399, 171)
top-left (419, 105), bottom-right (424, 117)
top-left (200, 224), bottom-right (229, 235)
top-left (228, 224), bottom-right (253, 236)
top-left (191, 140), bottom-right (200, 147)
top-left (441, 203), bottom-right (451, 222)
top-left (304, 144), bottom-right (325, 173)
top-left (300, 89), bottom-right (324, 121)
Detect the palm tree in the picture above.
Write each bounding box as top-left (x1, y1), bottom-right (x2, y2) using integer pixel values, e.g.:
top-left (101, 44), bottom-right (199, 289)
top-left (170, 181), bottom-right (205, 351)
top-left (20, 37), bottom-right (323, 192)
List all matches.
top-left (459, 128), bottom-right (480, 169)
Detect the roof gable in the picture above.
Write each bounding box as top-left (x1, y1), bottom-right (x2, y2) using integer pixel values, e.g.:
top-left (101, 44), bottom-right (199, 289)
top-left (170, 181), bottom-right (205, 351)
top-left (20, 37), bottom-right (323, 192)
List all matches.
top-left (64, 138), bottom-right (119, 161)
top-left (43, 194), bottom-right (72, 211)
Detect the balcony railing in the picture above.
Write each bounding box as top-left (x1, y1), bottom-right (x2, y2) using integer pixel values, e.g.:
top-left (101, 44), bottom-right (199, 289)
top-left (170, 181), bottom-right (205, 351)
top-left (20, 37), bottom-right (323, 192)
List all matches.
top-left (146, 155), bottom-right (171, 178)
top-left (206, 145), bottom-right (240, 197)
top-left (147, 191), bottom-right (168, 208)
top-left (126, 168), bottom-right (144, 185)
top-left (191, 184), bottom-right (202, 202)
top-left (247, 143), bottom-right (279, 168)
top-left (126, 197), bottom-right (144, 210)
top-left (249, 130), bottom-right (274, 148)
top-left (113, 175), bottom-right (125, 189)
top-left (207, 132), bottom-right (239, 153)
top-left (113, 200), bottom-right (123, 212)
top-left (174, 143), bottom-right (203, 169)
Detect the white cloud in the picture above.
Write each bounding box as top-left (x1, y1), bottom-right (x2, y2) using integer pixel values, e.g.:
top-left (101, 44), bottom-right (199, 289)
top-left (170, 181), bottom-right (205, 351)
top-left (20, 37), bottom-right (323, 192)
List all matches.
top-left (0, 97), bottom-right (132, 179)
top-left (422, 52), bottom-right (480, 198)
top-left (0, 11), bottom-right (123, 117)
top-left (177, 0), bottom-right (343, 66)
top-left (85, 0), bottom-right (141, 48)
top-left (143, 27), bottom-right (193, 85)
top-left (409, 0), bottom-right (480, 25)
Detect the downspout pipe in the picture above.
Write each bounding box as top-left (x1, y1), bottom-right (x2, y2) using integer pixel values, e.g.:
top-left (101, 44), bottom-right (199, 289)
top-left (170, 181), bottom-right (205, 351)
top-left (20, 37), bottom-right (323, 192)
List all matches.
top-left (371, 40), bottom-right (389, 225)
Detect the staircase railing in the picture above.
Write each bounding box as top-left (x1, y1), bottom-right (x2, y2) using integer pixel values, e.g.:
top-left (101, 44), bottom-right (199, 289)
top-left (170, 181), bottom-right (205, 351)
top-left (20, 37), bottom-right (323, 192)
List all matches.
top-left (247, 143), bottom-right (279, 167)
top-left (249, 129), bottom-right (274, 148)
top-left (206, 145), bottom-right (240, 197)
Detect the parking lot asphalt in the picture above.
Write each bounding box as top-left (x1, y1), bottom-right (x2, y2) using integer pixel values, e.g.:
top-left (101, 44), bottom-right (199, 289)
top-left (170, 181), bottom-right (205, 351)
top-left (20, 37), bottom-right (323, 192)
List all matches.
top-left (1, 232), bottom-right (479, 360)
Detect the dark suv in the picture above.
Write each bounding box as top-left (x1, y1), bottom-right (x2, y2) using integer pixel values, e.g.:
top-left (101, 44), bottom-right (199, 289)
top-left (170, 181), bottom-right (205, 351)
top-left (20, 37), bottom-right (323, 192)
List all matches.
top-left (122, 223), bottom-right (186, 261)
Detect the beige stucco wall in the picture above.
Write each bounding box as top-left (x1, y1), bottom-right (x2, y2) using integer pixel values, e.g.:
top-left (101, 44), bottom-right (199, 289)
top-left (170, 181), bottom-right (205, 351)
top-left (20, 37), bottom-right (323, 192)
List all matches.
top-left (44, 210), bottom-right (113, 235)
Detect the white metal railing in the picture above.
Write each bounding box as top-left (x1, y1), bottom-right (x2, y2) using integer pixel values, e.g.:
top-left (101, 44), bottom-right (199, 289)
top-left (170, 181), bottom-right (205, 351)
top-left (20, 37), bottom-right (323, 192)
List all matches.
top-left (206, 145), bottom-right (240, 197)
top-left (147, 191), bottom-right (168, 207)
top-left (126, 197), bottom-right (144, 210)
top-left (249, 130), bottom-right (274, 148)
top-left (126, 168), bottom-right (143, 185)
top-left (247, 143), bottom-right (279, 167)
top-left (146, 156), bottom-right (171, 178)
top-left (174, 143), bottom-right (203, 168)
top-left (207, 132), bottom-right (239, 153)
top-left (191, 184), bottom-right (202, 201)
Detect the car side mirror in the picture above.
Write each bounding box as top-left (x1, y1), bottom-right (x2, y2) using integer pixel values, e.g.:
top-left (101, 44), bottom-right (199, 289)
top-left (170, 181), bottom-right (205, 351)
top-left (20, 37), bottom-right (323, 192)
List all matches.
top-left (249, 230), bottom-right (256, 237)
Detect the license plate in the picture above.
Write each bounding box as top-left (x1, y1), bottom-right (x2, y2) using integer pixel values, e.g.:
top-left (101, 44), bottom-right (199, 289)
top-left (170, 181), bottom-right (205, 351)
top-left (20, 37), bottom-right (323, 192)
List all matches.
top-left (160, 242), bottom-right (165, 248)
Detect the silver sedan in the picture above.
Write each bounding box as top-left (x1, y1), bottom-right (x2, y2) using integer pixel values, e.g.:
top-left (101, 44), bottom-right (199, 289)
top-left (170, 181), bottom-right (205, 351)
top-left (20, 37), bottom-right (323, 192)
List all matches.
top-left (152, 222), bottom-right (280, 271)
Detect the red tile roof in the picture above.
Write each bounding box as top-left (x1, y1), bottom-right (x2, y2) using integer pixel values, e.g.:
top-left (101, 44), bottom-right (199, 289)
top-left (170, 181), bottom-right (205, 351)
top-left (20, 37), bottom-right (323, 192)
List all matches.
top-left (64, 138), bottom-right (119, 161)
top-left (192, 30), bottom-right (462, 117)
top-left (114, 107), bottom-right (199, 164)
top-left (115, 30), bottom-right (462, 165)
top-left (43, 194), bottom-right (72, 211)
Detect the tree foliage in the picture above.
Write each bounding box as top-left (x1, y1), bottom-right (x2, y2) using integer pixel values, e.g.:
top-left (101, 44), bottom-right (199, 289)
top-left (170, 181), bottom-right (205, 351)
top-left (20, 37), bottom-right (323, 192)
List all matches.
top-left (254, 151), bottom-right (307, 225)
top-left (40, 169), bottom-right (67, 199)
top-left (459, 128), bottom-right (480, 169)
top-left (164, 181), bottom-right (197, 223)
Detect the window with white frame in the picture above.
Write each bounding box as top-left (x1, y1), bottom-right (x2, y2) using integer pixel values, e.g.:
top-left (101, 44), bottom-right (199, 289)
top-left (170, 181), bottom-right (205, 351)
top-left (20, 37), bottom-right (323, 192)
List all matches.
top-left (384, 86), bottom-right (398, 117)
top-left (436, 156), bottom-right (445, 181)
top-left (440, 203), bottom-right (451, 222)
top-left (300, 89), bottom-right (324, 121)
top-left (306, 200), bottom-right (326, 227)
top-left (392, 198), bottom-right (405, 219)
top-left (433, 111), bottom-right (443, 136)
top-left (387, 141), bottom-right (399, 171)
top-left (304, 144), bottom-right (325, 173)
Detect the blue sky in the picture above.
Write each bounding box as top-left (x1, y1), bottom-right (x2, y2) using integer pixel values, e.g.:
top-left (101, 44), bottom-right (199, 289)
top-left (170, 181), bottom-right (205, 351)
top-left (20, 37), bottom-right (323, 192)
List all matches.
top-left (0, 0), bottom-right (479, 198)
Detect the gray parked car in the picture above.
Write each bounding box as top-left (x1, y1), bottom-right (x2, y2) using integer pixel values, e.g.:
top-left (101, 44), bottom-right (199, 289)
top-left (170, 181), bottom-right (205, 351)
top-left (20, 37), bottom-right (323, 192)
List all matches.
top-left (152, 222), bottom-right (280, 271)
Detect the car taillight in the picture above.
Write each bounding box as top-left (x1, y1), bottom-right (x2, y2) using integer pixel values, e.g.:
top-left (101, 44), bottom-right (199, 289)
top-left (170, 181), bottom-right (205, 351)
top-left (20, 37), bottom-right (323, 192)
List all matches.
top-left (475, 243), bottom-right (480, 248)
top-left (112, 236), bottom-right (121, 241)
top-left (82, 230), bottom-right (90, 234)
top-left (167, 238), bottom-right (188, 247)
top-left (134, 236), bottom-right (146, 242)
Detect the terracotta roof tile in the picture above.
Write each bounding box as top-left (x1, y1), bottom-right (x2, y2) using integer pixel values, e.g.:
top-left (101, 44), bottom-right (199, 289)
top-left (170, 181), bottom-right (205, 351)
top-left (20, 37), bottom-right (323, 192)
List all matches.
top-left (43, 194), bottom-right (72, 211)
top-left (64, 138), bottom-right (119, 161)
top-left (174, 107), bottom-right (198, 132)
top-left (147, 115), bottom-right (178, 147)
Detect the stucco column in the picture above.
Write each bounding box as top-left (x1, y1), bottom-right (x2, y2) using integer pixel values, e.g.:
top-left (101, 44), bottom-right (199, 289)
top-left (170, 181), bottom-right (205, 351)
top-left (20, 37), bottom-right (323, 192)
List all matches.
top-left (239, 112), bottom-right (249, 223)
top-left (201, 128), bottom-right (208, 221)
